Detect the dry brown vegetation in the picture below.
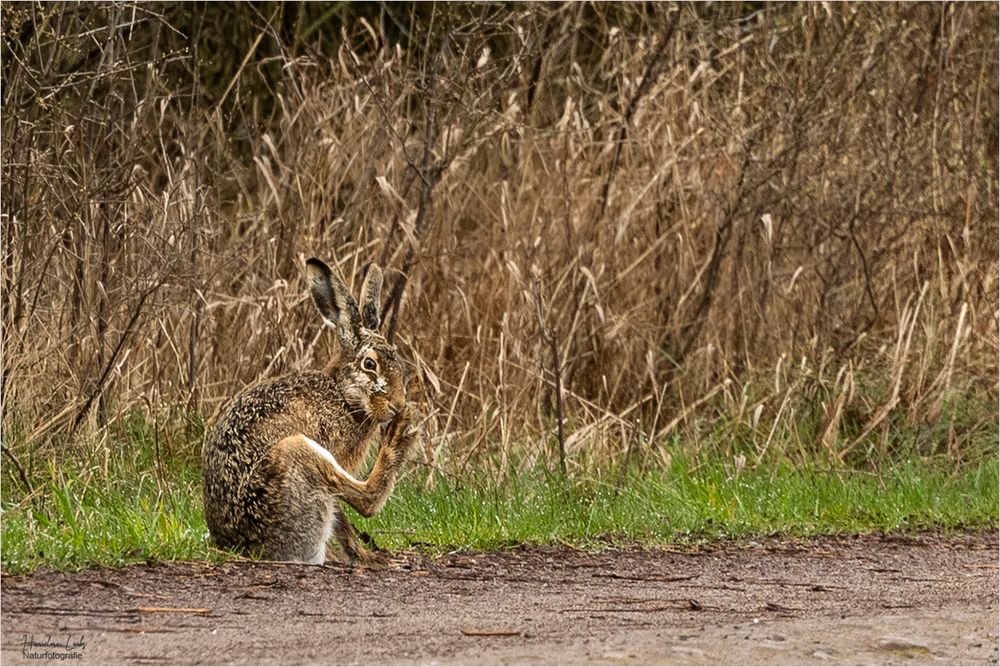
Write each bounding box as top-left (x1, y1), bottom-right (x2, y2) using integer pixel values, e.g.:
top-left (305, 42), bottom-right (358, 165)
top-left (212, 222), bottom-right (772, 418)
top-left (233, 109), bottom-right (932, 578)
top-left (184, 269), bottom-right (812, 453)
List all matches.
top-left (3, 2), bottom-right (997, 479)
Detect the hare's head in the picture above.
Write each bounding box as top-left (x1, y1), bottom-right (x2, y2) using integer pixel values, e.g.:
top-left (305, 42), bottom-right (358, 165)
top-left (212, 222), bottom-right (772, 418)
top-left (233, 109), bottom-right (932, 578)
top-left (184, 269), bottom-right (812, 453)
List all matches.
top-left (306, 257), bottom-right (405, 422)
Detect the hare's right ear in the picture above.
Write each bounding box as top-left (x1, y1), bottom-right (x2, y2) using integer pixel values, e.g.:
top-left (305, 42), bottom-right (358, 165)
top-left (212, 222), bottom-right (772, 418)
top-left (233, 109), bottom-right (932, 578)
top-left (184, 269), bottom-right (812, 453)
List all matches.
top-left (305, 257), bottom-right (361, 351)
top-left (358, 263), bottom-right (383, 331)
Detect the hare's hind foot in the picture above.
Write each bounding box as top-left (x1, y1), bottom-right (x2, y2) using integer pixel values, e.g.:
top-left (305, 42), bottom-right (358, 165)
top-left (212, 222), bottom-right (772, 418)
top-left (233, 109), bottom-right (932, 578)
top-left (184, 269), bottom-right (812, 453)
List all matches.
top-left (325, 513), bottom-right (392, 568)
top-left (324, 545), bottom-right (392, 568)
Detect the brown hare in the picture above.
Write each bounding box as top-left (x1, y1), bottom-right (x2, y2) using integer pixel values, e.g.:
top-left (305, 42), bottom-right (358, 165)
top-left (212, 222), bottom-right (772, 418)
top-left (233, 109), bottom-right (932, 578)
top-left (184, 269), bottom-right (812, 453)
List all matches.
top-left (202, 256), bottom-right (416, 564)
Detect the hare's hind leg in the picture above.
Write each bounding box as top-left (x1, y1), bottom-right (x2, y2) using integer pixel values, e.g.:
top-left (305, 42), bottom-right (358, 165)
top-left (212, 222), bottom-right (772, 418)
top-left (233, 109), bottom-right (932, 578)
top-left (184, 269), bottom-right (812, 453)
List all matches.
top-left (263, 435), bottom-right (342, 564)
top-left (271, 423), bottom-right (413, 563)
top-left (287, 436), bottom-right (385, 565)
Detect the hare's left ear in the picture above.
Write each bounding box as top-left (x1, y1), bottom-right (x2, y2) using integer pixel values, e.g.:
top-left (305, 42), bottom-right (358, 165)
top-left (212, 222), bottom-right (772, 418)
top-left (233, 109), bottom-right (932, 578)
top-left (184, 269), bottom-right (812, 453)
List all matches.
top-left (359, 263), bottom-right (383, 331)
top-left (306, 257), bottom-right (362, 351)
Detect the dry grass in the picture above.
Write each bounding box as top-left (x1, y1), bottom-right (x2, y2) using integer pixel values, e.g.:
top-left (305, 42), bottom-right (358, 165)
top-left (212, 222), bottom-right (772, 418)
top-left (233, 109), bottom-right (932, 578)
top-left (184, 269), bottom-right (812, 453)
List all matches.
top-left (3, 2), bottom-right (997, 480)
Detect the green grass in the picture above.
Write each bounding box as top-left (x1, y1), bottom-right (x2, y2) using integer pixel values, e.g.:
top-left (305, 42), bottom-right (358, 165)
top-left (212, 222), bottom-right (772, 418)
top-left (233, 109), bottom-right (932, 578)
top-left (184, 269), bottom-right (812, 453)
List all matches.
top-left (1, 463), bottom-right (214, 574)
top-left (355, 457), bottom-right (999, 550)
top-left (2, 445), bottom-right (996, 574)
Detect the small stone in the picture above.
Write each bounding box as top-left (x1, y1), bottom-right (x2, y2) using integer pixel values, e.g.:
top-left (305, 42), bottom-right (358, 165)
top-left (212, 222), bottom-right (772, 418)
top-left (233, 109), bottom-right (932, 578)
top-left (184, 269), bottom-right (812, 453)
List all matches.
top-left (759, 640), bottom-right (789, 651)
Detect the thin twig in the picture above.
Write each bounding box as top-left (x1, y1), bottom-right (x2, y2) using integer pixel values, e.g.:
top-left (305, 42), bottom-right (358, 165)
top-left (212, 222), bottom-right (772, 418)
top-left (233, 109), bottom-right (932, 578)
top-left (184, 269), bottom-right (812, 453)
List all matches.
top-left (1, 444), bottom-right (33, 494)
top-left (69, 280), bottom-right (163, 438)
top-left (534, 280), bottom-right (567, 476)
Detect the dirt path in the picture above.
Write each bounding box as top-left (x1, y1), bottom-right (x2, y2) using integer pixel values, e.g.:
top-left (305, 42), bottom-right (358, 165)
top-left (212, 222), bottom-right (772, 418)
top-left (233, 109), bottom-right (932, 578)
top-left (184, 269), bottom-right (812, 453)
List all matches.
top-left (2, 532), bottom-right (997, 665)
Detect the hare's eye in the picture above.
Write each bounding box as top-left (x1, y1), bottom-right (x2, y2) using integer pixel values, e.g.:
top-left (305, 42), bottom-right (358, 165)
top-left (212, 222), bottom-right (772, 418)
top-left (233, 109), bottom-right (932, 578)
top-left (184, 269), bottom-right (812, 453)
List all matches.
top-left (362, 357), bottom-right (378, 372)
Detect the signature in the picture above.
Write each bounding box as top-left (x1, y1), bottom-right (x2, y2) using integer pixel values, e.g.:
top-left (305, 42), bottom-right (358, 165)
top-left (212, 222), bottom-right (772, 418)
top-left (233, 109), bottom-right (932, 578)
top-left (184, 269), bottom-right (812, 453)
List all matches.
top-left (20, 634), bottom-right (86, 660)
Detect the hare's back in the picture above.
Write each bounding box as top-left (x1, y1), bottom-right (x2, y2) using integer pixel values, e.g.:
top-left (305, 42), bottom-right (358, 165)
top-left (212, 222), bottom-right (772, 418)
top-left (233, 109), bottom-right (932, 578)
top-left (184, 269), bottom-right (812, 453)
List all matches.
top-left (207, 371), bottom-right (339, 453)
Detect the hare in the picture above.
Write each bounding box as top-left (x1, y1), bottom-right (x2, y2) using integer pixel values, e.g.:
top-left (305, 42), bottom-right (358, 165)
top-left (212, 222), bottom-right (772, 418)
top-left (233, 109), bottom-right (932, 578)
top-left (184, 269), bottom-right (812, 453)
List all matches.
top-left (202, 256), bottom-right (416, 565)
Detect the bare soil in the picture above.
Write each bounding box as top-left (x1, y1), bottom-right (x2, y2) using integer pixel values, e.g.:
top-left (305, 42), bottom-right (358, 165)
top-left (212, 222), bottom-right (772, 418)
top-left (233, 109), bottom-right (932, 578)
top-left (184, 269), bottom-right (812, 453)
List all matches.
top-left (2, 532), bottom-right (997, 666)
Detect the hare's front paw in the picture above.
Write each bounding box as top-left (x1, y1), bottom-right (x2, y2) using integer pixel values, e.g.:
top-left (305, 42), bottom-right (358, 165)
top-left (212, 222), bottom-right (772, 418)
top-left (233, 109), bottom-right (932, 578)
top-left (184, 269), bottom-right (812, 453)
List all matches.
top-left (386, 405), bottom-right (417, 455)
top-left (399, 404), bottom-right (418, 425)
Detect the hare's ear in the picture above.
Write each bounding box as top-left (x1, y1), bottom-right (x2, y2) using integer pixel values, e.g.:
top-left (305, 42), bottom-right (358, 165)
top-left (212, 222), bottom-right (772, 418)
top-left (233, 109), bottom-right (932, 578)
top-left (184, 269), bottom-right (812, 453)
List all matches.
top-left (305, 257), bottom-right (361, 350)
top-left (359, 263), bottom-right (383, 331)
